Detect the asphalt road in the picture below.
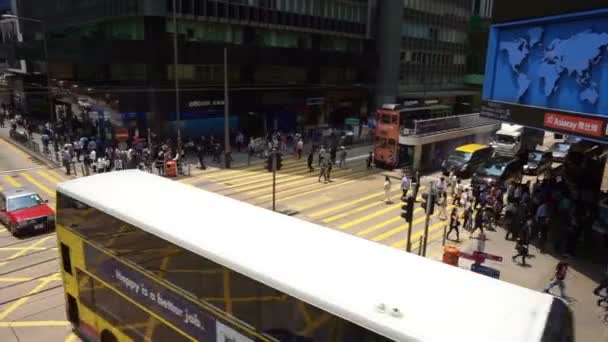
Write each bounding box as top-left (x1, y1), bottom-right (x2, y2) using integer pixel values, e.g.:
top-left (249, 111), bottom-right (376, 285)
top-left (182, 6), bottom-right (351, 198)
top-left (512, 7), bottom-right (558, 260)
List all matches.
top-left (0, 139), bottom-right (77, 342)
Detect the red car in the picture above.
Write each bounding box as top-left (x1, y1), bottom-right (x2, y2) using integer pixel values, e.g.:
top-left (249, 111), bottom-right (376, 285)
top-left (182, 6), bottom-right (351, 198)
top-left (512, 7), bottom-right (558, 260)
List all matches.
top-left (0, 189), bottom-right (55, 236)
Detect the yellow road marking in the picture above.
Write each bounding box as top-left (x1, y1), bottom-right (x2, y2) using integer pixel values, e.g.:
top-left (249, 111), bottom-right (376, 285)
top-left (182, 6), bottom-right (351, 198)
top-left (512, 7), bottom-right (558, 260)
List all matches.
top-left (338, 203), bottom-right (402, 230)
top-left (65, 333), bottom-right (79, 342)
top-left (224, 172), bottom-right (309, 193)
top-left (297, 302), bottom-right (313, 325)
top-left (206, 162), bottom-right (306, 182)
top-left (311, 186), bottom-right (426, 218)
top-left (0, 228), bottom-right (5, 233)
top-left (0, 277), bottom-right (35, 282)
top-left (0, 184), bottom-right (3, 191)
top-left (369, 206), bottom-right (429, 242)
top-left (20, 172), bottom-right (54, 197)
top-left (0, 320), bottom-right (70, 327)
top-left (289, 196), bottom-right (333, 211)
top-left (246, 167), bottom-right (354, 196)
top-left (357, 216), bottom-right (402, 237)
top-left (223, 269), bottom-right (232, 314)
top-left (323, 199), bottom-right (386, 223)
top-left (0, 246), bottom-right (56, 251)
top-left (253, 169), bottom-right (373, 201)
top-left (36, 170), bottom-right (62, 184)
top-left (48, 169), bottom-right (66, 181)
top-left (256, 175), bottom-right (368, 204)
top-left (195, 159), bottom-right (302, 182)
top-left (4, 175), bottom-right (22, 187)
top-left (0, 273), bottom-right (60, 320)
top-left (0, 236), bottom-right (52, 266)
top-left (392, 205), bottom-right (455, 248)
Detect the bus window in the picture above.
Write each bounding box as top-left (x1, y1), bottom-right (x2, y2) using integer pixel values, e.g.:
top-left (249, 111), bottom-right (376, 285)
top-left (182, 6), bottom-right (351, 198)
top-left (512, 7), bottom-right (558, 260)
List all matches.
top-left (381, 114), bottom-right (391, 124)
top-left (375, 137), bottom-right (387, 148)
top-left (391, 115), bottom-right (398, 124)
top-left (388, 139), bottom-right (396, 149)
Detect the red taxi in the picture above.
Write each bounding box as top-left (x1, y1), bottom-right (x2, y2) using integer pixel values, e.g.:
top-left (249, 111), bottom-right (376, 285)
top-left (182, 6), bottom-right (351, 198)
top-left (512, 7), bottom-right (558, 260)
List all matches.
top-left (0, 189), bottom-right (55, 236)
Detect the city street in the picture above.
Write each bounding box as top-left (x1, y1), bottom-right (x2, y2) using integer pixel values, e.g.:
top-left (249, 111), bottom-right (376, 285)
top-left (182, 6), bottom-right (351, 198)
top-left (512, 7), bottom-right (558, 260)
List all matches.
top-left (0, 138), bottom-right (76, 342)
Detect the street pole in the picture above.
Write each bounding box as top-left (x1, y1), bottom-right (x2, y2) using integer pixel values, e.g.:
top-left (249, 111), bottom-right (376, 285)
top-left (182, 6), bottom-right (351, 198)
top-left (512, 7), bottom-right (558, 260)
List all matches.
top-left (406, 211), bottom-right (413, 252)
top-left (224, 47), bottom-right (231, 168)
top-left (272, 150), bottom-right (277, 211)
top-left (41, 21), bottom-right (52, 123)
top-left (422, 187), bottom-right (433, 257)
top-left (172, 0), bottom-right (182, 150)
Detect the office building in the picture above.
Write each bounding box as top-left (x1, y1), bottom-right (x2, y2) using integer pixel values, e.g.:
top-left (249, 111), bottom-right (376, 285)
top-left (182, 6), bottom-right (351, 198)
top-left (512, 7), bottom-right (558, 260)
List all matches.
top-left (10, 0), bottom-right (377, 140)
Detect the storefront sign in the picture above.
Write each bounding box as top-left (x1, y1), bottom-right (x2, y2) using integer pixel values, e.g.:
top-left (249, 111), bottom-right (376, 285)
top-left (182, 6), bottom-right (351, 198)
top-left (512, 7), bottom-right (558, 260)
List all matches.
top-left (188, 100), bottom-right (225, 108)
top-left (481, 100), bottom-right (608, 142)
top-left (544, 112), bottom-right (603, 137)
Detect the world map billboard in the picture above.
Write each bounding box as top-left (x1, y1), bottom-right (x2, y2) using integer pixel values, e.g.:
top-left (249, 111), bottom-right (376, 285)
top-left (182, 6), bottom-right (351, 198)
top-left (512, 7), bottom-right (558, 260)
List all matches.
top-left (482, 9), bottom-right (608, 141)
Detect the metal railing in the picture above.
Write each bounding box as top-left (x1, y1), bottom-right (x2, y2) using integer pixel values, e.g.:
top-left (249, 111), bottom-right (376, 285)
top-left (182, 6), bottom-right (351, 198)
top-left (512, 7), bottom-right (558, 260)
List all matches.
top-left (401, 113), bottom-right (498, 137)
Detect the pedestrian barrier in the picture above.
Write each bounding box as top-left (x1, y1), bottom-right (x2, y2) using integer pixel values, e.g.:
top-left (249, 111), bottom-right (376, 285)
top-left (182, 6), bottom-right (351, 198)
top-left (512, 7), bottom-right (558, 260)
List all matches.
top-left (166, 160), bottom-right (178, 177)
top-left (442, 245), bottom-right (460, 266)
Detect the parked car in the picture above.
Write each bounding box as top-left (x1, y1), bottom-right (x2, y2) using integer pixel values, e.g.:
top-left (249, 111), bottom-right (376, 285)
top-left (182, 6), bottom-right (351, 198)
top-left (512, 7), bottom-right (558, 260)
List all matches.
top-left (524, 150), bottom-right (552, 175)
top-left (0, 189), bottom-right (55, 236)
top-left (548, 142), bottom-right (571, 163)
top-left (472, 156), bottom-right (523, 189)
top-left (441, 144), bottom-right (493, 178)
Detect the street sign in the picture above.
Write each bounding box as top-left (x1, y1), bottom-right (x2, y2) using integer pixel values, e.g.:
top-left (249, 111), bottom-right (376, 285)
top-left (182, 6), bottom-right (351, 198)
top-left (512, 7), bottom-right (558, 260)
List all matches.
top-left (459, 251), bottom-right (503, 264)
top-left (470, 264), bottom-right (501, 279)
top-left (476, 251), bottom-right (503, 262)
top-left (116, 128), bottom-right (129, 142)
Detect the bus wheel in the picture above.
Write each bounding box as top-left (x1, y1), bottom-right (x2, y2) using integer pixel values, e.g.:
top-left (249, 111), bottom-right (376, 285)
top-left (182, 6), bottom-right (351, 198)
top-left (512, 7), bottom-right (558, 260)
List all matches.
top-left (100, 330), bottom-right (118, 342)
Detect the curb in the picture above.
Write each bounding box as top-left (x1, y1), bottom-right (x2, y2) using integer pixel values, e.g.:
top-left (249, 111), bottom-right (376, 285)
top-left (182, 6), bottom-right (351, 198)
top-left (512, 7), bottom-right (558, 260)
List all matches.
top-left (1, 136), bottom-right (64, 171)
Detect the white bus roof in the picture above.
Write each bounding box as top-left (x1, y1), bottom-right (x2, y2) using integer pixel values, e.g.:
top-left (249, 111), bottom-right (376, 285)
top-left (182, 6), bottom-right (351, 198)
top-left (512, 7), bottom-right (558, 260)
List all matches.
top-left (57, 171), bottom-right (555, 342)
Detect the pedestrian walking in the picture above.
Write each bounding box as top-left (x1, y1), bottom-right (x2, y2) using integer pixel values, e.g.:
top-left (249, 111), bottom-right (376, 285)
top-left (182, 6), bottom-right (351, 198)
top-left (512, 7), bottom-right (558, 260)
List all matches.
top-left (446, 208), bottom-right (460, 241)
top-left (384, 176), bottom-right (392, 203)
top-left (453, 180), bottom-right (463, 206)
top-left (401, 174), bottom-right (411, 198)
top-left (438, 192), bottom-right (448, 220)
top-left (544, 261), bottom-right (569, 298)
top-left (318, 158), bottom-right (328, 183)
top-left (366, 151), bottom-right (373, 169)
top-left (296, 138), bottom-right (304, 159)
top-left (62, 148), bottom-right (72, 175)
top-left (470, 209), bottom-right (484, 238)
top-left (197, 144), bottom-right (206, 170)
top-left (330, 146), bottom-right (337, 165)
top-left (235, 131), bottom-right (244, 153)
top-left (318, 146), bottom-right (326, 166)
top-left (307, 151), bottom-right (314, 172)
top-left (512, 237), bottom-right (529, 266)
top-left (411, 170), bottom-right (420, 201)
top-left (326, 162), bottom-right (333, 182)
top-left (338, 146), bottom-right (347, 168)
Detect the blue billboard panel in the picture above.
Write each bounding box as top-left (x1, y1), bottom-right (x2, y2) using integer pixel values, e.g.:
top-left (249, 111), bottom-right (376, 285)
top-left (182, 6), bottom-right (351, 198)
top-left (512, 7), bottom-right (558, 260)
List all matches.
top-left (483, 9), bottom-right (608, 118)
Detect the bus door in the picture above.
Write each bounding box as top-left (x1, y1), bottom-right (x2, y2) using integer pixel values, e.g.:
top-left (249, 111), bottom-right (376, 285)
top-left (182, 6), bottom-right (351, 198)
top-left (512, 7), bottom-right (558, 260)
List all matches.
top-left (374, 110), bottom-right (399, 169)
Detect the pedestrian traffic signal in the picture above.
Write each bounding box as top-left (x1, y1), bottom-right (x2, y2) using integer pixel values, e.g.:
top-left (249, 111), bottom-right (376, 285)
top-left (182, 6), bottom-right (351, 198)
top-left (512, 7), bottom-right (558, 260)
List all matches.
top-left (275, 153), bottom-right (283, 171)
top-left (420, 193), bottom-right (435, 215)
top-left (401, 196), bottom-right (415, 223)
top-left (265, 155), bottom-right (273, 172)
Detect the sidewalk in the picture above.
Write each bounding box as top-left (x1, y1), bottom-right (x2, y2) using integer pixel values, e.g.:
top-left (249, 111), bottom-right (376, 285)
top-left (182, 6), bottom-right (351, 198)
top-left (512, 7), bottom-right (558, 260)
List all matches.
top-left (0, 125), bottom-right (374, 178)
top-left (429, 225), bottom-right (608, 341)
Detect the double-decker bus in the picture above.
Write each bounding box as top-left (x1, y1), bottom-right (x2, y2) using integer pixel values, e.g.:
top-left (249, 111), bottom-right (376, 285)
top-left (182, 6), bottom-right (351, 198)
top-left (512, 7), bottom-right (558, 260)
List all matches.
top-left (374, 104), bottom-right (452, 169)
top-left (56, 171), bottom-right (572, 342)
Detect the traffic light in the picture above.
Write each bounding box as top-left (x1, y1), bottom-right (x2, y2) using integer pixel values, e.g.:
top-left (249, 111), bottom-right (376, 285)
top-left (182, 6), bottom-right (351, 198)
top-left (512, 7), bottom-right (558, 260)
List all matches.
top-left (420, 193), bottom-right (435, 215)
top-left (401, 196), bottom-right (415, 223)
top-left (276, 153), bottom-right (283, 171)
top-left (265, 155), bottom-right (273, 172)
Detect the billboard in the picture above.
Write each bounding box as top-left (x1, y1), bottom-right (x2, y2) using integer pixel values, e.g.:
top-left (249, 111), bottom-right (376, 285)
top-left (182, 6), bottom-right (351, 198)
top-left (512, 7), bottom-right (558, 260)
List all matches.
top-left (0, 17), bottom-right (26, 73)
top-left (482, 8), bottom-right (608, 141)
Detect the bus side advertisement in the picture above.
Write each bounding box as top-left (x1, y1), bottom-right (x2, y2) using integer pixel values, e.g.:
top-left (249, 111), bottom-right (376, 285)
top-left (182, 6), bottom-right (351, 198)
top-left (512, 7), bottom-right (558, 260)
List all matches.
top-left (83, 242), bottom-right (268, 342)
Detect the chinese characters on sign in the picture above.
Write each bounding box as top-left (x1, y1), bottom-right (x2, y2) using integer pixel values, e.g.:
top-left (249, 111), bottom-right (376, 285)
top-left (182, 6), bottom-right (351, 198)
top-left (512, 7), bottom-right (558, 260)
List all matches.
top-left (543, 112), bottom-right (604, 137)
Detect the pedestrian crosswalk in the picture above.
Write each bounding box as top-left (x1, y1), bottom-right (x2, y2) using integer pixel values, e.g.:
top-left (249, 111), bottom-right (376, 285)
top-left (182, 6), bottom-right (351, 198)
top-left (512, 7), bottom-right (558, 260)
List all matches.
top-left (184, 157), bottom-right (379, 207)
top-left (185, 158), bottom-right (477, 253)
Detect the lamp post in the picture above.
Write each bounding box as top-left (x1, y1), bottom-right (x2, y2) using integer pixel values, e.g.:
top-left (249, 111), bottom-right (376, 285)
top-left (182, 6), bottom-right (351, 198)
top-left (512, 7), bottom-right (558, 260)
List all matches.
top-left (171, 0), bottom-right (182, 150)
top-left (2, 14), bottom-right (52, 123)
